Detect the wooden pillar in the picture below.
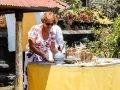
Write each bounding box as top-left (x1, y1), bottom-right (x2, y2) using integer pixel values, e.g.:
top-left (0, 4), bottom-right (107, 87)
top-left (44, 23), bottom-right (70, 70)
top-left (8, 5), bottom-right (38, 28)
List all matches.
top-left (14, 10), bottom-right (23, 90)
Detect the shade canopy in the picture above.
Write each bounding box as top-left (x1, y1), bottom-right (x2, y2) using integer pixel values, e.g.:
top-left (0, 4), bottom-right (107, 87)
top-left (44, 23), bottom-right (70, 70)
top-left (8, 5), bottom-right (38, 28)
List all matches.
top-left (0, 0), bottom-right (69, 14)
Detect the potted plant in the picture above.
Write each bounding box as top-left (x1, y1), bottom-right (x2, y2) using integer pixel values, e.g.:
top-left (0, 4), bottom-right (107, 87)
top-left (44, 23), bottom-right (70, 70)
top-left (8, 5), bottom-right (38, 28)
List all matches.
top-left (78, 12), bottom-right (91, 29)
top-left (63, 9), bottom-right (78, 30)
top-left (57, 9), bottom-right (77, 30)
top-left (59, 0), bottom-right (83, 30)
top-left (57, 9), bottom-right (66, 30)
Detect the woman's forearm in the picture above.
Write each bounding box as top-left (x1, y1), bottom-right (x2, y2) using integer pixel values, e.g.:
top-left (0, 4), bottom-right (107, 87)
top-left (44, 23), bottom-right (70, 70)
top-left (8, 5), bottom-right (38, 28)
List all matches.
top-left (30, 45), bottom-right (44, 57)
top-left (28, 39), bottom-right (47, 60)
top-left (51, 48), bottom-right (58, 54)
top-left (30, 45), bottom-right (49, 61)
top-left (50, 42), bottom-right (58, 54)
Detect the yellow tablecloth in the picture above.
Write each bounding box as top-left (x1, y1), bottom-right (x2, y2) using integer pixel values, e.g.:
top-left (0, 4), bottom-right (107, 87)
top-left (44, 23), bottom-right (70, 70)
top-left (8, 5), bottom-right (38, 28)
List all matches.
top-left (27, 63), bottom-right (120, 90)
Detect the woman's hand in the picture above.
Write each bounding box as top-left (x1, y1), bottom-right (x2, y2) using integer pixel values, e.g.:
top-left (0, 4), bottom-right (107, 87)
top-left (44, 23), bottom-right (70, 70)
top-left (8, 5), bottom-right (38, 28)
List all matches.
top-left (42, 55), bottom-right (55, 63)
top-left (42, 55), bottom-right (49, 61)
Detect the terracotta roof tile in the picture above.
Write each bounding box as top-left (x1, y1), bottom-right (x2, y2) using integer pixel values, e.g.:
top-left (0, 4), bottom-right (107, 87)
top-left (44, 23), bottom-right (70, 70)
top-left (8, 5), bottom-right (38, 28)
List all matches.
top-left (0, 0), bottom-right (69, 9)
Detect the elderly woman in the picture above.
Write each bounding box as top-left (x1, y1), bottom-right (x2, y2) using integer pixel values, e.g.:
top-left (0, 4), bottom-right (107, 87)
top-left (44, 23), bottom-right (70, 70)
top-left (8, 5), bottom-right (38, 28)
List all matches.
top-left (24, 12), bottom-right (60, 90)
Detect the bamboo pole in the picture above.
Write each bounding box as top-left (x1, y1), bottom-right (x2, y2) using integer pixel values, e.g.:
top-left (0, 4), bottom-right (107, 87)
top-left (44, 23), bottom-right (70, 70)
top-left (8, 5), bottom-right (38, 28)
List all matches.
top-left (14, 11), bottom-right (23, 90)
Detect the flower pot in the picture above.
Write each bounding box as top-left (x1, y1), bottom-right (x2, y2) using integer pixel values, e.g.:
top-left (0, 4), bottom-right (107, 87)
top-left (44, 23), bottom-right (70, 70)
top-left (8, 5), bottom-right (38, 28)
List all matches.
top-left (57, 19), bottom-right (66, 30)
top-left (72, 20), bottom-right (80, 30)
top-left (66, 20), bottom-right (73, 25)
top-left (88, 22), bottom-right (94, 27)
top-left (84, 22), bottom-right (94, 30)
top-left (65, 20), bottom-right (73, 30)
top-left (79, 22), bottom-right (85, 30)
top-left (57, 19), bottom-right (65, 25)
top-left (84, 22), bottom-right (89, 29)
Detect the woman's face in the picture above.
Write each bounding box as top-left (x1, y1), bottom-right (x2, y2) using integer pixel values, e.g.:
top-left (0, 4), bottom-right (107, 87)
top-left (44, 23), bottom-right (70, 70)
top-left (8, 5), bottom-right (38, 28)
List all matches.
top-left (43, 19), bottom-right (54, 30)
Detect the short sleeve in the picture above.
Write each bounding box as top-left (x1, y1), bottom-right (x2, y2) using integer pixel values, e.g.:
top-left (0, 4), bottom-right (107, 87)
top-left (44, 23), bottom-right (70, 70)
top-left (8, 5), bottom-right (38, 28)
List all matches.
top-left (28, 25), bottom-right (37, 39)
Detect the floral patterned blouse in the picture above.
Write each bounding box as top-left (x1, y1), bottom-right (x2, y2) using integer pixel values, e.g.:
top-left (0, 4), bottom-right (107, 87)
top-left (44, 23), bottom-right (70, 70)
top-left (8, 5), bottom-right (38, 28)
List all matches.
top-left (26, 24), bottom-right (56, 56)
top-left (24, 24), bottom-right (57, 90)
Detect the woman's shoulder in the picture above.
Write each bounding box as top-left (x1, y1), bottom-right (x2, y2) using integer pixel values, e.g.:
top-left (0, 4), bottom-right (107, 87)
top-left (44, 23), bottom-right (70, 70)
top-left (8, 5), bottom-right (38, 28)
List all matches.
top-left (30, 24), bottom-right (42, 32)
top-left (32, 24), bottom-right (41, 29)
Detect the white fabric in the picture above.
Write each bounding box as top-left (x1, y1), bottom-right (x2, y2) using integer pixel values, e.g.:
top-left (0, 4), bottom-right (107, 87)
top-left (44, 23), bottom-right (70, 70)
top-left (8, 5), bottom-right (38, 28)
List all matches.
top-left (5, 14), bottom-right (16, 51)
top-left (53, 25), bottom-right (64, 49)
top-left (49, 25), bottom-right (65, 60)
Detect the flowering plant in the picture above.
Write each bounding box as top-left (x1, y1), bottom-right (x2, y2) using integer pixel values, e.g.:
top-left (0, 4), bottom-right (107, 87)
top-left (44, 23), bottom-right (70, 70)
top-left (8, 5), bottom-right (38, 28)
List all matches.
top-left (78, 12), bottom-right (91, 22)
top-left (57, 9), bottom-right (78, 26)
top-left (63, 9), bottom-right (78, 21)
top-left (77, 7), bottom-right (93, 22)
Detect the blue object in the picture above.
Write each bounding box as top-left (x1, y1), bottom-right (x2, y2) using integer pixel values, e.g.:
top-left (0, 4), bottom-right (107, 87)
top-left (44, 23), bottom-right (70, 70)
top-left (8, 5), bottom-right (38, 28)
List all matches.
top-left (53, 52), bottom-right (64, 64)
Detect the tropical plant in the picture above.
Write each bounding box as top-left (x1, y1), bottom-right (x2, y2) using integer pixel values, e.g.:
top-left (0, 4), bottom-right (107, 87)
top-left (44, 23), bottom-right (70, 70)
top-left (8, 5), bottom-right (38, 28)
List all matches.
top-left (89, 0), bottom-right (117, 19)
top-left (61, 0), bottom-right (83, 10)
top-left (56, 9), bottom-right (65, 20)
top-left (84, 14), bottom-right (120, 58)
top-left (78, 12), bottom-right (91, 22)
top-left (63, 9), bottom-right (77, 20)
top-left (61, 0), bottom-right (83, 20)
top-left (93, 10), bottom-right (114, 24)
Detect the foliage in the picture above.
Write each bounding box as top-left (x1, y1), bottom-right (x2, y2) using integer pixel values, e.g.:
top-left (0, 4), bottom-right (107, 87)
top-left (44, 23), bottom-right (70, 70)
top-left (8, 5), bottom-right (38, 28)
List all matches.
top-left (61, 0), bottom-right (83, 10)
top-left (77, 7), bottom-right (92, 22)
top-left (58, 0), bottom-right (82, 21)
top-left (89, 0), bottom-right (117, 19)
top-left (93, 11), bottom-right (114, 24)
top-left (57, 7), bottom-right (93, 22)
top-left (63, 9), bottom-right (78, 20)
top-left (84, 14), bottom-right (120, 58)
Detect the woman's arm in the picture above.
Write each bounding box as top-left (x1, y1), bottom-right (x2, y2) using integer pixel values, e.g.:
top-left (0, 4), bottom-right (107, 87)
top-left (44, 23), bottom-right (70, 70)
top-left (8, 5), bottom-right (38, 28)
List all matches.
top-left (28, 38), bottom-right (49, 61)
top-left (50, 42), bottom-right (58, 54)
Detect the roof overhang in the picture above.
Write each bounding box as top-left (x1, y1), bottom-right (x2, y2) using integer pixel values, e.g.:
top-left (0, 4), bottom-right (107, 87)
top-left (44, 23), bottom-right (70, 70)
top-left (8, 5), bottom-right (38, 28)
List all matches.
top-left (0, 5), bottom-right (59, 14)
top-left (0, 0), bottom-right (69, 14)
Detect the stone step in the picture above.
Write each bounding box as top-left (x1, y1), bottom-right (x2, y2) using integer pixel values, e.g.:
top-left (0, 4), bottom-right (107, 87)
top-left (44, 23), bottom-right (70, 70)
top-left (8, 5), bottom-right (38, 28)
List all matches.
top-left (0, 61), bottom-right (9, 69)
top-left (0, 61), bottom-right (6, 64)
top-left (0, 64), bottom-right (9, 69)
top-left (0, 74), bottom-right (15, 86)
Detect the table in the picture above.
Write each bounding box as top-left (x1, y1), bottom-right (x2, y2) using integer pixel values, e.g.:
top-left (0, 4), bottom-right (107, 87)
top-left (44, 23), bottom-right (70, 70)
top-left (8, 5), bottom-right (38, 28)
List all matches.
top-left (27, 58), bottom-right (120, 90)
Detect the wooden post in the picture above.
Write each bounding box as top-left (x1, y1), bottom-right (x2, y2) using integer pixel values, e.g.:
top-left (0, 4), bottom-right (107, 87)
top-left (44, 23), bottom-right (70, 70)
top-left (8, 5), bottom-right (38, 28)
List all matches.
top-left (14, 10), bottom-right (23, 90)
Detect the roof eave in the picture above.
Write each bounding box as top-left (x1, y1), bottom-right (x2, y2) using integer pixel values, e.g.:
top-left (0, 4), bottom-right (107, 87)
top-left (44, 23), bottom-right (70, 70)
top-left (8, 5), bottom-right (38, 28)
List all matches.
top-left (0, 5), bottom-right (59, 14)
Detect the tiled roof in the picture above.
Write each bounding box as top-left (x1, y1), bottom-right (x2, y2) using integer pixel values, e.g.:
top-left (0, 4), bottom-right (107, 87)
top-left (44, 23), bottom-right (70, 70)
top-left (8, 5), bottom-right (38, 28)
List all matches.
top-left (0, 0), bottom-right (69, 9)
